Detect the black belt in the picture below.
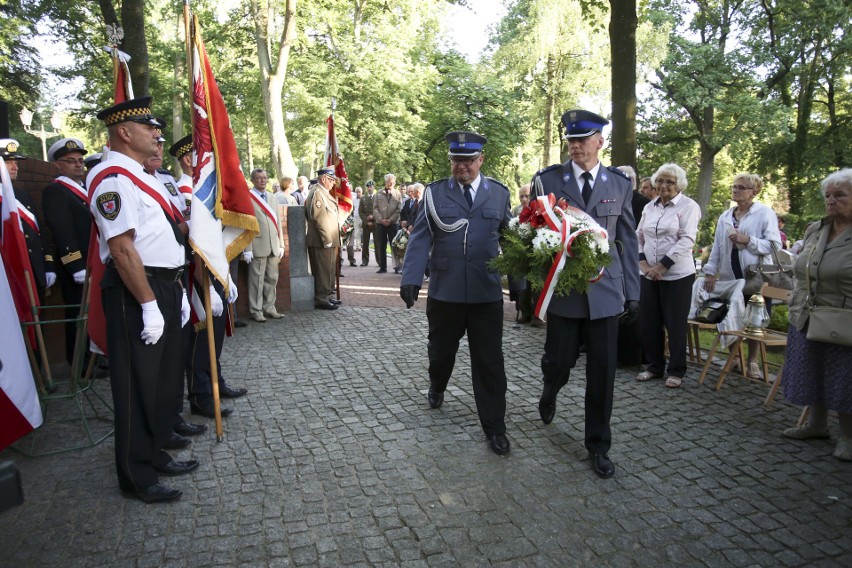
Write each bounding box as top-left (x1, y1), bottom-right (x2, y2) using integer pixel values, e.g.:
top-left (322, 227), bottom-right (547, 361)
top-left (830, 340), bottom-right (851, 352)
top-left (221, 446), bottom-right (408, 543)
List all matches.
top-left (144, 266), bottom-right (185, 281)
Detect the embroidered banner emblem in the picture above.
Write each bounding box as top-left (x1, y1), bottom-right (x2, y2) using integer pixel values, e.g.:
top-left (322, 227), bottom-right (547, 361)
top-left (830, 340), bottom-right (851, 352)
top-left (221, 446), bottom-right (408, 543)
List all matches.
top-left (97, 192), bottom-right (121, 220)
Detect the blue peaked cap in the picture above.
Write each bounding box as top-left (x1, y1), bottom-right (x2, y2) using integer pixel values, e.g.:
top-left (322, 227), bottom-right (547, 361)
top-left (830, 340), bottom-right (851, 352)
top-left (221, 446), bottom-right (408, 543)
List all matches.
top-left (445, 131), bottom-right (487, 157)
top-left (561, 110), bottom-right (609, 139)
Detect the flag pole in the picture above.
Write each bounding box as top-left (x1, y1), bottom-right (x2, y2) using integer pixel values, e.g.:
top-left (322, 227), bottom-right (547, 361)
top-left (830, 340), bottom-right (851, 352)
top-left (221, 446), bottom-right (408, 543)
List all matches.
top-left (201, 267), bottom-right (224, 441)
top-left (69, 270), bottom-right (90, 388)
top-left (24, 270), bottom-right (53, 392)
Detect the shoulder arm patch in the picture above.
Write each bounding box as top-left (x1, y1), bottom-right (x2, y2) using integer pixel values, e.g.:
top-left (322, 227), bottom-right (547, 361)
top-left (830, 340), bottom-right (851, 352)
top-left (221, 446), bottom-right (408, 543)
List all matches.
top-left (96, 192), bottom-right (121, 220)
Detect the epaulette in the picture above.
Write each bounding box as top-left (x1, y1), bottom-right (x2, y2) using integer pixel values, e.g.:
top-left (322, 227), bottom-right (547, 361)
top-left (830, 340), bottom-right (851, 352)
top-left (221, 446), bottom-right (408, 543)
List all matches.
top-left (485, 177), bottom-right (510, 193)
top-left (534, 164), bottom-right (561, 177)
top-left (426, 178), bottom-right (448, 190)
top-left (607, 166), bottom-right (630, 180)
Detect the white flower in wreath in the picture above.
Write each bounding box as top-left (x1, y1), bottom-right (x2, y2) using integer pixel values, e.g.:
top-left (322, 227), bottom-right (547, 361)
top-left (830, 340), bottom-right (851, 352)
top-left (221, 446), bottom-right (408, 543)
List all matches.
top-left (589, 231), bottom-right (610, 254)
top-left (508, 217), bottom-right (520, 230)
top-left (516, 222), bottom-right (534, 238)
top-left (532, 228), bottom-right (562, 250)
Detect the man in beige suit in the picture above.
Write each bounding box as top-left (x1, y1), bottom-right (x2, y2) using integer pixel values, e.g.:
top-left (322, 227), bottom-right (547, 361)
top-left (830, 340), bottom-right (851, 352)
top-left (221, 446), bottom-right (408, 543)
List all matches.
top-left (244, 168), bottom-right (285, 322)
top-left (305, 167), bottom-right (341, 310)
top-left (373, 173), bottom-right (402, 273)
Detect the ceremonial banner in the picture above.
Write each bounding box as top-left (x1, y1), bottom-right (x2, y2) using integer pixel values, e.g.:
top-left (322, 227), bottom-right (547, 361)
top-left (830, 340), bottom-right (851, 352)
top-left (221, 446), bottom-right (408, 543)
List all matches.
top-left (0, 158), bottom-right (38, 347)
top-left (324, 114), bottom-right (353, 220)
top-left (112, 47), bottom-right (134, 103)
top-left (0, 239), bottom-right (43, 451)
top-left (189, 14), bottom-right (258, 287)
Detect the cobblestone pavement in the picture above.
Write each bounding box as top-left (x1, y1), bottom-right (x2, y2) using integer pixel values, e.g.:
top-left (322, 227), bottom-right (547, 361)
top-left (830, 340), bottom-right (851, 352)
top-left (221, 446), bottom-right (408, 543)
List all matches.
top-left (1, 262), bottom-right (850, 567)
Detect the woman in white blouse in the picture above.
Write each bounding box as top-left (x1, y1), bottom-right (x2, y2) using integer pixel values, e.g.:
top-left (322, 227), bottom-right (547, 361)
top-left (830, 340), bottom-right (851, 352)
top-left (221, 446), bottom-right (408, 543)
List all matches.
top-left (636, 163), bottom-right (702, 388)
top-left (703, 173), bottom-right (782, 379)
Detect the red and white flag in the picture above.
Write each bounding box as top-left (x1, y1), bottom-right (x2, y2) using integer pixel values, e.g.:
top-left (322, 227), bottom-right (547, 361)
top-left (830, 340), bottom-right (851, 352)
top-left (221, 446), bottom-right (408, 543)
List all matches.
top-left (324, 114), bottom-right (353, 222)
top-left (0, 251), bottom-right (43, 451)
top-left (188, 13), bottom-right (258, 289)
top-left (0, 158), bottom-right (38, 347)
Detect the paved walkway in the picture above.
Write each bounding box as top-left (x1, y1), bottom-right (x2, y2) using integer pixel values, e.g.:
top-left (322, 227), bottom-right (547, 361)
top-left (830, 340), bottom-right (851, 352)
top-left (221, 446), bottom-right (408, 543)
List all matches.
top-left (1, 263), bottom-right (850, 567)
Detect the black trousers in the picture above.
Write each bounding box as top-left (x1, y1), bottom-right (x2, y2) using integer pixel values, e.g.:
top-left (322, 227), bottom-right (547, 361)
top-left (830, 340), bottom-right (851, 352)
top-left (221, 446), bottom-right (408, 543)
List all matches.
top-left (427, 297), bottom-right (507, 436)
top-left (361, 225), bottom-right (372, 264)
top-left (374, 223), bottom-right (398, 270)
top-left (187, 284), bottom-right (227, 406)
top-left (102, 266), bottom-right (182, 492)
top-left (543, 314), bottom-right (619, 454)
top-left (57, 271), bottom-right (83, 364)
top-left (639, 275), bottom-right (694, 378)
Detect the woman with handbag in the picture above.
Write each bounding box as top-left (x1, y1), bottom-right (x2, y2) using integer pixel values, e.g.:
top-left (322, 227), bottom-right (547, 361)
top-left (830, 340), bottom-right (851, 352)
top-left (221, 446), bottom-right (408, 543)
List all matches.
top-left (635, 163), bottom-right (702, 388)
top-left (781, 169), bottom-right (852, 461)
top-left (702, 172), bottom-right (782, 379)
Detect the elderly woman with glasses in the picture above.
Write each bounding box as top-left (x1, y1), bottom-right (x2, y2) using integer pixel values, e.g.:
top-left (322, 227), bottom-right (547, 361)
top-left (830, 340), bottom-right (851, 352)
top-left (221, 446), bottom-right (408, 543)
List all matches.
top-left (703, 172), bottom-right (782, 379)
top-left (635, 163), bottom-right (702, 388)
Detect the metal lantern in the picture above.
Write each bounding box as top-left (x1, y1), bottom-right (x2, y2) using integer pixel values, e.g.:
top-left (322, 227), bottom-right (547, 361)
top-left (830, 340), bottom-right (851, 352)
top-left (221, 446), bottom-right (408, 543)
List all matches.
top-left (742, 294), bottom-right (770, 335)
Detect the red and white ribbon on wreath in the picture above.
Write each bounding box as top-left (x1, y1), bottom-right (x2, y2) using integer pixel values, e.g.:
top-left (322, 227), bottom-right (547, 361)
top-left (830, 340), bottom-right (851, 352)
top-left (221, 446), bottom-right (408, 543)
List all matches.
top-left (533, 195), bottom-right (607, 320)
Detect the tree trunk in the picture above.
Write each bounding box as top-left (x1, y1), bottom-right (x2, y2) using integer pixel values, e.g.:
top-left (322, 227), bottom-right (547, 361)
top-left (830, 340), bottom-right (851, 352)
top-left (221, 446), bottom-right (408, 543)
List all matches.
top-left (696, 139), bottom-right (716, 216)
top-left (786, 48), bottom-right (819, 218)
top-left (121, 0), bottom-right (148, 96)
top-left (609, 0), bottom-right (637, 169)
top-left (542, 56), bottom-right (557, 167)
top-left (251, 0), bottom-right (297, 179)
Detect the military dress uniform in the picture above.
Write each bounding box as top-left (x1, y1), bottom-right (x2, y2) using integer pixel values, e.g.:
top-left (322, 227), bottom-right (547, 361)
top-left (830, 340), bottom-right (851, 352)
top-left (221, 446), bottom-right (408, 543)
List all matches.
top-left (533, 110), bottom-right (640, 477)
top-left (88, 99), bottom-right (193, 499)
top-left (42, 138), bottom-right (92, 363)
top-left (305, 168), bottom-right (341, 309)
top-left (358, 185), bottom-right (375, 265)
top-left (401, 132), bottom-right (511, 454)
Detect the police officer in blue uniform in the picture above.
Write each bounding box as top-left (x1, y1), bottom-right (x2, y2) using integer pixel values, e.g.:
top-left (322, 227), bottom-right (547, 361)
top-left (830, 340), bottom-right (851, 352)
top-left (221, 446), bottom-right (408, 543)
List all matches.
top-left (88, 97), bottom-right (198, 503)
top-left (400, 131), bottom-right (512, 456)
top-left (533, 110), bottom-right (640, 478)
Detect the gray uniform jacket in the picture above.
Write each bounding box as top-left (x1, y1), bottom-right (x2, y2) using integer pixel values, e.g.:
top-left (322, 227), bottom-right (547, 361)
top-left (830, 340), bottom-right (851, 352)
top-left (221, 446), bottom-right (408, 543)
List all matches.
top-left (533, 161), bottom-right (639, 320)
top-left (402, 174), bottom-right (510, 303)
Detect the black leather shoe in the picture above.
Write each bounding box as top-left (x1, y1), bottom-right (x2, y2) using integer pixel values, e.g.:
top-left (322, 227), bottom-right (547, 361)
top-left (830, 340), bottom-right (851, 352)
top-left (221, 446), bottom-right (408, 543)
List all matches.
top-left (315, 301), bottom-right (338, 310)
top-left (328, 297), bottom-right (342, 305)
top-left (589, 452), bottom-right (615, 478)
top-left (234, 319), bottom-right (248, 328)
top-left (154, 459), bottom-right (200, 477)
top-left (174, 420), bottom-right (207, 436)
top-left (393, 267), bottom-right (401, 274)
top-left (122, 483), bottom-right (182, 504)
top-left (538, 380), bottom-right (558, 425)
top-left (360, 262), bottom-right (369, 267)
top-left (219, 384), bottom-right (248, 398)
top-left (376, 268), bottom-right (387, 273)
top-left (487, 433), bottom-right (511, 456)
top-left (427, 388), bottom-right (444, 409)
top-left (190, 400), bottom-right (232, 418)
top-left (164, 432), bottom-right (191, 450)
top-left (350, 261), bottom-right (357, 267)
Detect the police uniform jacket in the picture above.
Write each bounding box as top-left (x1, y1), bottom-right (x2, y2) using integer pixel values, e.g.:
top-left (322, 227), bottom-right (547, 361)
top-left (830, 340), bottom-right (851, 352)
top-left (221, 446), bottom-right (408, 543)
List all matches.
top-left (305, 185), bottom-right (340, 248)
top-left (13, 185), bottom-right (53, 288)
top-left (402, 174), bottom-right (510, 303)
top-left (87, 151), bottom-right (186, 267)
top-left (42, 177), bottom-right (91, 277)
top-left (533, 161), bottom-right (639, 320)
top-left (155, 169), bottom-right (187, 218)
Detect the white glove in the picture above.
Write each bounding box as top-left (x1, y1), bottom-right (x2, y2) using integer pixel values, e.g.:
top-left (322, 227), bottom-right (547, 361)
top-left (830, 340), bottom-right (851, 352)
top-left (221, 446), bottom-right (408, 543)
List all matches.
top-left (243, 250), bottom-right (254, 263)
top-left (277, 247), bottom-right (285, 259)
top-left (45, 272), bottom-right (56, 288)
top-left (209, 285), bottom-right (224, 317)
top-left (72, 269), bottom-right (86, 285)
top-left (227, 280), bottom-right (238, 304)
top-left (140, 300), bottom-right (165, 345)
top-left (180, 291), bottom-right (190, 327)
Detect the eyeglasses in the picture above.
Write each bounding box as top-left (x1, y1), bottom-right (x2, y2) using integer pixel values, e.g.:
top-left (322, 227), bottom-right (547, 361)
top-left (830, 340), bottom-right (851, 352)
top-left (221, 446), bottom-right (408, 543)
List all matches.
top-left (731, 184), bottom-right (754, 191)
top-left (655, 179), bottom-right (677, 186)
top-left (57, 158), bottom-right (85, 165)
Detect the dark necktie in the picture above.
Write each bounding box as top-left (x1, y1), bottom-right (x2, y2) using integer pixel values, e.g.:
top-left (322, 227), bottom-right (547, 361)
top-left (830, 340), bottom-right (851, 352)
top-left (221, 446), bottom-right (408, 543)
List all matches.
top-left (581, 172), bottom-right (593, 205)
top-left (463, 184), bottom-right (473, 207)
